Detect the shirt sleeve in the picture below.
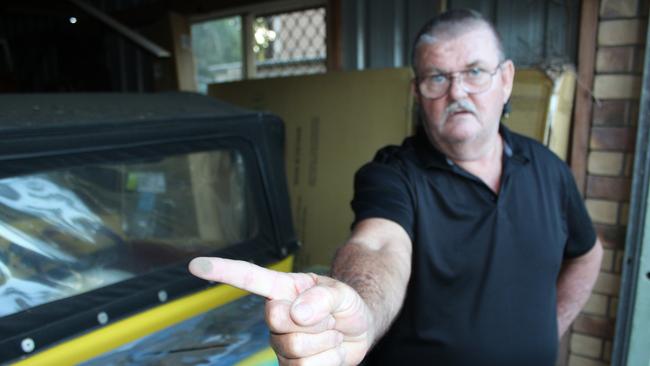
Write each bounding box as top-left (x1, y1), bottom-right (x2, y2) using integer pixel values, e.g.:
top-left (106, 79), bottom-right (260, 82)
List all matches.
top-left (562, 166), bottom-right (597, 258)
top-left (350, 160), bottom-right (415, 240)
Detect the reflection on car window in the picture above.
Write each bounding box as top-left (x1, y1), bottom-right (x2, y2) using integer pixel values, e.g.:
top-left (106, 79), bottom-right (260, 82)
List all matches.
top-left (0, 149), bottom-right (257, 317)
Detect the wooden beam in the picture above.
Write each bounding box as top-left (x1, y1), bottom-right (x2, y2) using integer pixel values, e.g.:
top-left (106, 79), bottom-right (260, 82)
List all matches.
top-left (326, 0), bottom-right (342, 71)
top-left (106, 0), bottom-right (262, 28)
top-left (242, 12), bottom-right (256, 79)
top-left (570, 0), bottom-right (599, 195)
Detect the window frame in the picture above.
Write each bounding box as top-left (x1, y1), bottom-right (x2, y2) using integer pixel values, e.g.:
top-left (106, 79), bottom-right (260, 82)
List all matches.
top-left (189, 0), bottom-right (328, 84)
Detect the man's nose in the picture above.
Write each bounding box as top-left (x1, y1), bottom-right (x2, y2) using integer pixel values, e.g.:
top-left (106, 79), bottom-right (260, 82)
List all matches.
top-left (447, 75), bottom-right (468, 100)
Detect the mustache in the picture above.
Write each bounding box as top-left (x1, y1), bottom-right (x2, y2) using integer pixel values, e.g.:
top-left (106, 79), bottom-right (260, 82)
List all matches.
top-left (442, 100), bottom-right (477, 121)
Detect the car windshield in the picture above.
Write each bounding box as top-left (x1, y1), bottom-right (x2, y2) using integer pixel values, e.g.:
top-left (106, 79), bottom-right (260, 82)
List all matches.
top-left (0, 148), bottom-right (258, 318)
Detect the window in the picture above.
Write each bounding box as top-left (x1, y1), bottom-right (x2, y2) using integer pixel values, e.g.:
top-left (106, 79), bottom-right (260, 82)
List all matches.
top-left (254, 8), bottom-right (326, 78)
top-left (191, 5), bottom-right (327, 93)
top-left (191, 16), bottom-right (243, 93)
top-left (0, 148), bottom-right (257, 317)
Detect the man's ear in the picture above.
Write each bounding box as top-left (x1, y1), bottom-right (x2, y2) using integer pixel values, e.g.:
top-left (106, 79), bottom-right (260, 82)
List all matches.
top-left (500, 59), bottom-right (515, 103)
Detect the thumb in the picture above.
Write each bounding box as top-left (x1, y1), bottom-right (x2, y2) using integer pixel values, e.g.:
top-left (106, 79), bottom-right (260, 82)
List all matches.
top-left (290, 285), bottom-right (336, 326)
top-left (291, 276), bottom-right (371, 337)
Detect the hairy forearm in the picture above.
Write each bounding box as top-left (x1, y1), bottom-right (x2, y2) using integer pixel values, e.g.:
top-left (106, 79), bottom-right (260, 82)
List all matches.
top-left (556, 240), bottom-right (603, 337)
top-left (331, 240), bottom-right (411, 344)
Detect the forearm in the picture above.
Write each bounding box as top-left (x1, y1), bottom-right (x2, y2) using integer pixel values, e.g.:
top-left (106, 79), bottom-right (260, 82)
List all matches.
top-left (556, 239), bottom-right (603, 337)
top-left (330, 223), bottom-right (411, 344)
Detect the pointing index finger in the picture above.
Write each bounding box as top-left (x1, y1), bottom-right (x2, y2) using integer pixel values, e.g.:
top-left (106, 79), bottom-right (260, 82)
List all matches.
top-left (188, 257), bottom-right (297, 301)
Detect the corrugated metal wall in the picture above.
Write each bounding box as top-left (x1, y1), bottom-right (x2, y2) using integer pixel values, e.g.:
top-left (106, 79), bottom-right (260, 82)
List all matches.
top-left (342, 0), bottom-right (441, 70)
top-left (341, 0), bottom-right (579, 71)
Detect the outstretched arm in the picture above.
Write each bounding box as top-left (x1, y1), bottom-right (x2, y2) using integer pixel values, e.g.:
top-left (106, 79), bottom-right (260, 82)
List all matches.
top-left (556, 238), bottom-right (603, 337)
top-left (188, 217), bottom-right (411, 366)
top-left (331, 218), bottom-right (412, 345)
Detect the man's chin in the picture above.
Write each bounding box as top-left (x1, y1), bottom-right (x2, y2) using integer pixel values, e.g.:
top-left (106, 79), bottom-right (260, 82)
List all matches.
top-left (441, 123), bottom-right (481, 144)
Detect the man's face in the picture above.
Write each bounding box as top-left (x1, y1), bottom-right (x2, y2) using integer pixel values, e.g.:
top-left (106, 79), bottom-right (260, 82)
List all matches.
top-left (413, 26), bottom-right (515, 151)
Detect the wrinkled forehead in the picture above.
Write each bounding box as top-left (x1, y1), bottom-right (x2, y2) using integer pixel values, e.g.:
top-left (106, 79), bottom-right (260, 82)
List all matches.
top-left (414, 23), bottom-right (502, 73)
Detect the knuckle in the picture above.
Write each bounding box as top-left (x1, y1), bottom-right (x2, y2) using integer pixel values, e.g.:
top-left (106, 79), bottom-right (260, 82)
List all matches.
top-left (266, 302), bottom-right (288, 332)
top-left (271, 333), bottom-right (303, 359)
top-left (285, 332), bottom-right (304, 357)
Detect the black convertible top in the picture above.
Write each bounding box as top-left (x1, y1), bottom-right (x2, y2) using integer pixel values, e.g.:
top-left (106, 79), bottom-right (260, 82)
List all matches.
top-left (0, 92), bottom-right (255, 129)
top-left (0, 92), bottom-right (277, 161)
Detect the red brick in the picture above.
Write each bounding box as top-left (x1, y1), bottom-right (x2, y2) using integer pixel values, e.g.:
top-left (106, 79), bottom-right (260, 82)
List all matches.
top-left (594, 75), bottom-right (642, 99)
top-left (600, 0), bottom-right (640, 17)
top-left (596, 47), bottom-right (638, 72)
top-left (592, 100), bottom-right (634, 126)
top-left (573, 314), bottom-right (616, 339)
top-left (588, 152), bottom-right (624, 176)
top-left (595, 224), bottom-right (626, 249)
top-left (594, 272), bottom-right (621, 296)
top-left (590, 127), bottom-right (637, 151)
top-left (587, 176), bottom-right (632, 200)
top-left (598, 19), bottom-right (646, 46)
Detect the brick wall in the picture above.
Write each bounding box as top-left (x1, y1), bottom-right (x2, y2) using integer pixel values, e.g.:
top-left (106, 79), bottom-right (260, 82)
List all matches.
top-left (567, 0), bottom-right (648, 365)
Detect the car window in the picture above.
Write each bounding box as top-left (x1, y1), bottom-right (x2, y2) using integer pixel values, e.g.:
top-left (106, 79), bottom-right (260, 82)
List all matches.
top-left (0, 148), bottom-right (258, 317)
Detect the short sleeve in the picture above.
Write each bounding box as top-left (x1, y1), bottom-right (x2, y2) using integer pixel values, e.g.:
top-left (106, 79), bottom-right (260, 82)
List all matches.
top-left (562, 166), bottom-right (597, 258)
top-left (350, 160), bottom-right (415, 240)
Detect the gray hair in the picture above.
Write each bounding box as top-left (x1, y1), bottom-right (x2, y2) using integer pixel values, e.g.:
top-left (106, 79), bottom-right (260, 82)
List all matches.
top-left (411, 9), bottom-right (506, 73)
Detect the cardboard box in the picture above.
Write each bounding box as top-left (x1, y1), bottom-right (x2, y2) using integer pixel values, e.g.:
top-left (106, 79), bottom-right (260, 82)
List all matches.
top-left (209, 67), bottom-right (576, 267)
top-left (506, 67), bottom-right (576, 161)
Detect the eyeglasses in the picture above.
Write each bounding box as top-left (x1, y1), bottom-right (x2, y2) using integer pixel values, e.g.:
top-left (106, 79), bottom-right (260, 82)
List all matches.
top-left (416, 61), bottom-right (505, 99)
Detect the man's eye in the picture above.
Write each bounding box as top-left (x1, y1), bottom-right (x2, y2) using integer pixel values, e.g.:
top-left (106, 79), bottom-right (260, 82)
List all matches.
top-left (429, 74), bottom-right (448, 84)
top-left (466, 68), bottom-right (484, 77)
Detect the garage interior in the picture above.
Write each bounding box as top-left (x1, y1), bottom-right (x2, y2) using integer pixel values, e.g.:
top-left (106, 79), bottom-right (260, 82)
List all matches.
top-left (0, 0), bottom-right (648, 365)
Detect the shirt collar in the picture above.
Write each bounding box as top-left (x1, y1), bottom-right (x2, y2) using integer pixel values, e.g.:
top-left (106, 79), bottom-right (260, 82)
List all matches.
top-left (413, 123), bottom-right (530, 170)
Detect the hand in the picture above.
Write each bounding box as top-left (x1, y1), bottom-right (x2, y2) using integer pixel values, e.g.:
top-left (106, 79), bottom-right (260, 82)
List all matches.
top-left (188, 257), bottom-right (374, 366)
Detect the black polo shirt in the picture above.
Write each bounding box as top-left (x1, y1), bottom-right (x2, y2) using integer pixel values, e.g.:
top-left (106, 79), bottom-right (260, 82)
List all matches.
top-left (352, 125), bottom-right (596, 366)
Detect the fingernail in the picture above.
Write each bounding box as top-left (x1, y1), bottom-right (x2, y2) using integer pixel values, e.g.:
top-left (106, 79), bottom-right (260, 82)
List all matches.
top-left (292, 302), bottom-right (313, 322)
top-left (189, 257), bottom-right (213, 275)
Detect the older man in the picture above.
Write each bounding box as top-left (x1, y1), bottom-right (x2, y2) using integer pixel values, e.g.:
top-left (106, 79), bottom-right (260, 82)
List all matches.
top-left (189, 9), bottom-right (602, 366)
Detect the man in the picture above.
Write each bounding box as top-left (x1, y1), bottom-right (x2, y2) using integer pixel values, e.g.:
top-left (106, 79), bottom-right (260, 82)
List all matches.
top-left (189, 9), bottom-right (602, 366)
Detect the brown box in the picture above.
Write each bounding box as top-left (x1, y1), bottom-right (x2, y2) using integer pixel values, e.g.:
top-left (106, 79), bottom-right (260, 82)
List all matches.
top-left (506, 67), bottom-right (576, 161)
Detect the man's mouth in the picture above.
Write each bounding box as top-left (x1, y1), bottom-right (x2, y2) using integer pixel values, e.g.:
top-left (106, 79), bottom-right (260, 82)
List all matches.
top-left (450, 110), bottom-right (472, 116)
